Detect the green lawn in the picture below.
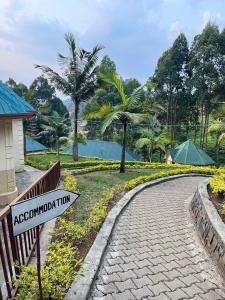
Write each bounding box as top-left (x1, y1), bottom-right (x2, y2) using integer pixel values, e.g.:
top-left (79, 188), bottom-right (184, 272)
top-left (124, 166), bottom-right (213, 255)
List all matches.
top-left (26, 153), bottom-right (99, 165)
top-left (72, 168), bottom-right (169, 225)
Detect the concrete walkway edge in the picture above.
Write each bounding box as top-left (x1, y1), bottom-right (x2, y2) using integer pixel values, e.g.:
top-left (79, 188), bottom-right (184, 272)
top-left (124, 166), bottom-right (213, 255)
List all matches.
top-left (64, 173), bottom-right (210, 300)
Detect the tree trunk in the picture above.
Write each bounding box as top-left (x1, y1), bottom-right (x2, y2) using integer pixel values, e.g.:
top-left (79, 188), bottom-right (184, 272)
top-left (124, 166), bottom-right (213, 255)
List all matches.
top-left (120, 122), bottom-right (127, 173)
top-left (148, 146), bottom-right (151, 162)
top-left (56, 137), bottom-right (60, 161)
top-left (150, 149), bottom-right (153, 163)
top-left (73, 101), bottom-right (79, 161)
top-left (215, 132), bottom-right (220, 165)
top-left (200, 103), bottom-right (204, 148)
top-left (204, 111), bottom-right (209, 150)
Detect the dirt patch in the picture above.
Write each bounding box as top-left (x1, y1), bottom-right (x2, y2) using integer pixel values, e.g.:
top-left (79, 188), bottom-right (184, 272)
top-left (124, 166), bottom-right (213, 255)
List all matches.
top-left (208, 186), bottom-right (225, 223)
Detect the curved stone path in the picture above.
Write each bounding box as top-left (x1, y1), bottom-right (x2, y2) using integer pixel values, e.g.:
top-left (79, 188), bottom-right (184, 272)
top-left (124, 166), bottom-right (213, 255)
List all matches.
top-left (89, 177), bottom-right (225, 300)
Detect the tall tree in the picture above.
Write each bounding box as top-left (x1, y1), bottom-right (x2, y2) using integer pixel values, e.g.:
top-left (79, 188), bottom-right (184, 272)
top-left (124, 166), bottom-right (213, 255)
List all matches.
top-left (188, 23), bottom-right (225, 149)
top-left (88, 70), bottom-right (145, 173)
top-left (152, 33), bottom-right (189, 142)
top-left (36, 32), bottom-right (103, 161)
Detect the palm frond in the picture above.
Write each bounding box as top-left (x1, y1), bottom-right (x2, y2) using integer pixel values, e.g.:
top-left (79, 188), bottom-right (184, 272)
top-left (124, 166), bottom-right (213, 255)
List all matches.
top-left (128, 86), bottom-right (144, 109)
top-left (86, 104), bottom-right (113, 119)
top-left (208, 121), bottom-right (225, 133)
top-left (99, 70), bottom-right (127, 105)
top-left (218, 133), bottom-right (225, 143)
top-left (125, 112), bottom-right (146, 124)
top-left (101, 111), bottom-right (122, 133)
top-left (136, 138), bottom-right (150, 149)
top-left (35, 65), bottom-right (71, 95)
top-left (64, 32), bottom-right (77, 63)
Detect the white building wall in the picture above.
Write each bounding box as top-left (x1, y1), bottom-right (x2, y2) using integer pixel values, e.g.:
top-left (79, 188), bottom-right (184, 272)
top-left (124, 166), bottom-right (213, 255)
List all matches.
top-left (12, 119), bottom-right (24, 172)
top-left (0, 120), bottom-right (17, 205)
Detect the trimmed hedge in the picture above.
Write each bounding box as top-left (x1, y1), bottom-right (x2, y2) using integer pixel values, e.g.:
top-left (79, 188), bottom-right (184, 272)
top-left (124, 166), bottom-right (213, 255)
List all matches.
top-left (210, 174), bottom-right (225, 195)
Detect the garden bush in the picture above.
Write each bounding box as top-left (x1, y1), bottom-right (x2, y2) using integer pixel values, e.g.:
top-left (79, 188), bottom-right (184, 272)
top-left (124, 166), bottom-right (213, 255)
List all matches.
top-left (210, 174), bottom-right (225, 195)
top-left (15, 242), bottom-right (82, 300)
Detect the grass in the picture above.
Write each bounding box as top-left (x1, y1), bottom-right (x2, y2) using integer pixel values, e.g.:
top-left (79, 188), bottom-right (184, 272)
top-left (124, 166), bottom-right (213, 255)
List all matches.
top-left (71, 168), bottom-right (169, 225)
top-left (26, 153), bottom-right (98, 165)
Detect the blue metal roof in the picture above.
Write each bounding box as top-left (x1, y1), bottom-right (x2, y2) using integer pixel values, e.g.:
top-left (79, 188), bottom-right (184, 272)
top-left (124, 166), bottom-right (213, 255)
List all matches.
top-left (64, 140), bottom-right (139, 161)
top-left (0, 81), bottom-right (35, 116)
top-left (26, 137), bottom-right (48, 152)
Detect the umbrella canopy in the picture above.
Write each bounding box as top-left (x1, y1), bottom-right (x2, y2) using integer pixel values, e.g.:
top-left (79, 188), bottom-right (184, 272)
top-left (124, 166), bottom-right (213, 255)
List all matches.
top-left (172, 139), bottom-right (214, 165)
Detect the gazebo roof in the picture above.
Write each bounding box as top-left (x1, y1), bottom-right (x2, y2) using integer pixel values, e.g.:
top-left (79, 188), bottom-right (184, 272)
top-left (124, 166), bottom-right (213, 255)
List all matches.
top-left (0, 81), bottom-right (35, 118)
top-left (172, 139), bottom-right (215, 166)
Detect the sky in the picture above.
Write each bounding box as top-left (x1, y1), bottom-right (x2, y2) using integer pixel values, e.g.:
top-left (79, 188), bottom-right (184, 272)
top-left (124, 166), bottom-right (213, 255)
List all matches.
top-left (0, 0), bottom-right (225, 86)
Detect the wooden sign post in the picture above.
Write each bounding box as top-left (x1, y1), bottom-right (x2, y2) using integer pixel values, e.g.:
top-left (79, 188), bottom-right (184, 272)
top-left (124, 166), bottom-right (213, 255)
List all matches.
top-left (10, 189), bottom-right (80, 299)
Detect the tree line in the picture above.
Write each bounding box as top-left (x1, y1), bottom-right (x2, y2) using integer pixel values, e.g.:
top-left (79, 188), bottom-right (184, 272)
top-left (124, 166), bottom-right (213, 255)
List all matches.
top-left (5, 22), bottom-right (225, 170)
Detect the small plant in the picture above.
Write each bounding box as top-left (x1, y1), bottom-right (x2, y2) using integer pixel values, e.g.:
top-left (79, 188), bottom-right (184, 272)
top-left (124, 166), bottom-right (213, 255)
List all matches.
top-left (61, 171), bottom-right (79, 193)
top-left (53, 218), bottom-right (86, 243)
top-left (210, 174), bottom-right (225, 195)
top-left (15, 242), bottom-right (82, 300)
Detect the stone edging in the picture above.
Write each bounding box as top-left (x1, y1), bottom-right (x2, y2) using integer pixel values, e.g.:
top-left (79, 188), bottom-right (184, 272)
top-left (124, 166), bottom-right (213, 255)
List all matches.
top-left (65, 173), bottom-right (209, 300)
top-left (191, 178), bottom-right (225, 280)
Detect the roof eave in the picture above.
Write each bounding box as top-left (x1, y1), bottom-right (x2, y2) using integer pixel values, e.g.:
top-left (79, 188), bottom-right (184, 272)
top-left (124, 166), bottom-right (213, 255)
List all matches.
top-left (0, 112), bottom-right (36, 119)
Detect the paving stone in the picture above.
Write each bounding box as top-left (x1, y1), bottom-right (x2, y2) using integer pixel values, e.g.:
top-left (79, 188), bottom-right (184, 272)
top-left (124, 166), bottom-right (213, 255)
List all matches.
top-left (107, 257), bottom-right (124, 266)
top-left (149, 282), bottom-right (170, 296)
top-left (150, 273), bottom-right (168, 284)
top-left (195, 280), bottom-right (217, 292)
top-left (179, 274), bottom-right (200, 286)
top-left (135, 259), bottom-right (151, 268)
top-left (112, 290), bottom-right (136, 300)
top-left (93, 295), bottom-right (114, 300)
top-left (97, 283), bottom-right (118, 294)
top-left (166, 289), bottom-right (189, 300)
top-left (117, 270), bottom-right (137, 281)
top-left (163, 269), bottom-right (182, 280)
top-left (131, 286), bottom-right (153, 299)
top-left (133, 275), bottom-right (153, 288)
top-left (134, 266), bottom-right (152, 277)
top-left (115, 279), bottom-right (136, 292)
top-left (105, 265), bottom-right (123, 274)
top-left (101, 273), bottom-right (121, 284)
top-left (165, 278), bottom-right (186, 290)
top-left (149, 293), bottom-right (171, 300)
top-left (199, 290), bottom-right (224, 300)
top-left (182, 284), bottom-right (203, 297)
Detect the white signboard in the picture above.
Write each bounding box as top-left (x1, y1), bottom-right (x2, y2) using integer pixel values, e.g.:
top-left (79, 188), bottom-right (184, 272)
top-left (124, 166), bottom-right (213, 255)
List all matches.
top-left (10, 189), bottom-right (80, 236)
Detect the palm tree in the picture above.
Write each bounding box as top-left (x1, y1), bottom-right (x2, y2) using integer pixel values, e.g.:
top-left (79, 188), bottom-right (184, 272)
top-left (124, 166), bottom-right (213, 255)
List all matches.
top-left (88, 70), bottom-right (145, 173)
top-left (136, 129), bottom-right (166, 162)
top-left (39, 111), bottom-right (68, 160)
top-left (35, 33), bottom-right (103, 161)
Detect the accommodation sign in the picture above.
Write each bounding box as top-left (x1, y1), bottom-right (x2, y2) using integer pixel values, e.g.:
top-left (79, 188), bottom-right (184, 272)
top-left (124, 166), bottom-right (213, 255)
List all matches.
top-left (10, 189), bottom-right (80, 236)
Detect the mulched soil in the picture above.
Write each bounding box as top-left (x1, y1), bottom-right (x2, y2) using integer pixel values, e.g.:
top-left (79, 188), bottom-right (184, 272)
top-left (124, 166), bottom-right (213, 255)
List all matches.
top-left (208, 186), bottom-right (225, 223)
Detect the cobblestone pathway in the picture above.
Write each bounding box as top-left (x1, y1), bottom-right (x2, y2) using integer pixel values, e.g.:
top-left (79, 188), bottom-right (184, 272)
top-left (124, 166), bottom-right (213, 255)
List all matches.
top-left (89, 177), bottom-right (225, 300)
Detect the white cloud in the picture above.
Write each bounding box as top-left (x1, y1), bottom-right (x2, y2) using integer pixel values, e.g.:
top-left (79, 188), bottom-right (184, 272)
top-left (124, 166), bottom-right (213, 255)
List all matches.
top-left (168, 21), bottom-right (183, 41)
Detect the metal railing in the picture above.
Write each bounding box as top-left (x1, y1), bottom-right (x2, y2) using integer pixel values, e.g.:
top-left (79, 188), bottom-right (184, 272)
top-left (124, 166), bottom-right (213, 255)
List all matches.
top-left (0, 161), bottom-right (60, 299)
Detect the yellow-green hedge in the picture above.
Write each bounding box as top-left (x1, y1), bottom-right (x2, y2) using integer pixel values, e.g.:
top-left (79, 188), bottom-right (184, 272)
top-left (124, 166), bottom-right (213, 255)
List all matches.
top-left (210, 174), bottom-right (225, 195)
